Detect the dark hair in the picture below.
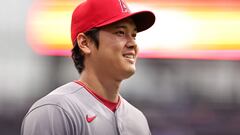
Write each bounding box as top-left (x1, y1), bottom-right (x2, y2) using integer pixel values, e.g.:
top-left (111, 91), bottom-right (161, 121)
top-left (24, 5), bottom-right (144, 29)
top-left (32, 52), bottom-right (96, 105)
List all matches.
top-left (71, 28), bottom-right (100, 74)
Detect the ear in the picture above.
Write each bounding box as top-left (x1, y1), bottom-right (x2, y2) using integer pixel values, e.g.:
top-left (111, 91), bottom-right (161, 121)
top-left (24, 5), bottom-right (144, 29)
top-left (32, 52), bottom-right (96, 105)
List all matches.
top-left (76, 33), bottom-right (91, 54)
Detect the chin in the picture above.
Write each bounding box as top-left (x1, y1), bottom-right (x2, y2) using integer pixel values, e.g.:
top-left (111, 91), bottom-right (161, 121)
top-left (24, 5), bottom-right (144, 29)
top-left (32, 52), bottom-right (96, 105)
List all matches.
top-left (122, 67), bottom-right (136, 79)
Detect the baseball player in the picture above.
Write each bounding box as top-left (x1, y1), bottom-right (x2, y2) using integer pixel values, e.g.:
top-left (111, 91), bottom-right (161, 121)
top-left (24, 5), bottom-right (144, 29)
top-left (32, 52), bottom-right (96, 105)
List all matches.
top-left (21, 0), bottom-right (155, 134)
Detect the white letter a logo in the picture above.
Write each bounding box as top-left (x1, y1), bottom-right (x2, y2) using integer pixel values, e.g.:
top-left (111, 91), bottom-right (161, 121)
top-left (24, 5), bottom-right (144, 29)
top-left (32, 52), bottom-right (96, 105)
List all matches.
top-left (119, 0), bottom-right (130, 13)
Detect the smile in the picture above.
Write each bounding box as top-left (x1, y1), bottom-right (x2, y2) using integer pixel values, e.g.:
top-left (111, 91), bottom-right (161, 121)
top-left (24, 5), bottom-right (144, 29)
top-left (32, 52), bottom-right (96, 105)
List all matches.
top-left (123, 53), bottom-right (135, 64)
top-left (123, 54), bottom-right (134, 59)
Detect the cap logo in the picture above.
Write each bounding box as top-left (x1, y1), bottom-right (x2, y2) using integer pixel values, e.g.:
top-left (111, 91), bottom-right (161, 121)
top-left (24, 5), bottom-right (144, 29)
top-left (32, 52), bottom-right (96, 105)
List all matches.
top-left (118, 0), bottom-right (130, 13)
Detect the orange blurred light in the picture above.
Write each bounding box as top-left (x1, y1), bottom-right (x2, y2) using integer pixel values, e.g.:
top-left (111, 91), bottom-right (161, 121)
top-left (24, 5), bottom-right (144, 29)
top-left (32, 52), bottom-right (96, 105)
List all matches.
top-left (27, 0), bottom-right (240, 60)
top-left (138, 10), bottom-right (240, 50)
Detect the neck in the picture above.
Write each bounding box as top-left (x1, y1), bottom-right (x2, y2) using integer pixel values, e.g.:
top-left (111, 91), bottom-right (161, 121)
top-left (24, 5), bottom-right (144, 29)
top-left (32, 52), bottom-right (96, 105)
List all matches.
top-left (79, 70), bottom-right (121, 103)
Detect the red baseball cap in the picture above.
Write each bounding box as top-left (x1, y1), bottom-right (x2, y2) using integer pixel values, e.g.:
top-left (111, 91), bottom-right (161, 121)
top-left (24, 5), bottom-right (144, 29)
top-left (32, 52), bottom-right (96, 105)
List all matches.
top-left (71, 0), bottom-right (155, 45)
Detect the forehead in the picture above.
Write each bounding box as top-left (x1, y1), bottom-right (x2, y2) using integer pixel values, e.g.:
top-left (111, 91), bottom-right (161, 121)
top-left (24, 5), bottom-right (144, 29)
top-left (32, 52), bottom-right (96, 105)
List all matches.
top-left (101, 18), bottom-right (137, 31)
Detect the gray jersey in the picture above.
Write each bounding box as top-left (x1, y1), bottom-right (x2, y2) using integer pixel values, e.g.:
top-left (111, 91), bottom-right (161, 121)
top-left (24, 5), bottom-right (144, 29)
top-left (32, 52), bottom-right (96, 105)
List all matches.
top-left (21, 82), bottom-right (151, 135)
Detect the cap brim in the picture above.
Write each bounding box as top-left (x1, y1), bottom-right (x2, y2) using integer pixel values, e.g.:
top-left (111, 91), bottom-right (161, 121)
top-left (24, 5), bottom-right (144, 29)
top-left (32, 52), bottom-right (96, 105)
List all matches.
top-left (96, 11), bottom-right (155, 32)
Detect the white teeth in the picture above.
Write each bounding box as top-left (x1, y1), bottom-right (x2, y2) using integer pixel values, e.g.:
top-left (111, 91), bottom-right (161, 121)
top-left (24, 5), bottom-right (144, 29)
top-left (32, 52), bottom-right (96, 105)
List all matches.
top-left (124, 54), bottom-right (134, 59)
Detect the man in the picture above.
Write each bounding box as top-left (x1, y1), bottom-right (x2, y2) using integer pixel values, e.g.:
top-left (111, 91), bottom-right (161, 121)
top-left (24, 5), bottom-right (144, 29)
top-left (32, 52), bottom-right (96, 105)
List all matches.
top-left (21, 0), bottom-right (155, 134)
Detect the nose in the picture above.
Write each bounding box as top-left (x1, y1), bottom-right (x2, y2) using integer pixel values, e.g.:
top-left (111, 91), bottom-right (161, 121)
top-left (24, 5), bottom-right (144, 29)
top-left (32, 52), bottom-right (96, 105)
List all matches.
top-left (126, 36), bottom-right (138, 51)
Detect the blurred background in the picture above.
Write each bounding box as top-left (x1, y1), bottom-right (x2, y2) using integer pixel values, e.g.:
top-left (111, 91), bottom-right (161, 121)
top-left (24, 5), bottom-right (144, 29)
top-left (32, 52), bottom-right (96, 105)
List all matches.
top-left (1, 0), bottom-right (240, 135)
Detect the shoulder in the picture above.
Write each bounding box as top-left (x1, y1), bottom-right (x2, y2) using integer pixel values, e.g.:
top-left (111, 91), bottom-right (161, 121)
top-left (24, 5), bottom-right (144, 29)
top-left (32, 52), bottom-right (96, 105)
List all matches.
top-left (26, 82), bottom-right (88, 117)
top-left (25, 81), bottom-right (84, 113)
top-left (24, 82), bottom-right (86, 121)
top-left (120, 97), bottom-right (149, 122)
top-left (21, 103), bottom-right (76, 135)
top-left (118, 97), bottom-right (151, 134)
top-left (30, 82), bottom-right (82, 110)
top-left (21, 82), bottom-right (85, 135)
top-left (121, 97), bottom-right (145, 116)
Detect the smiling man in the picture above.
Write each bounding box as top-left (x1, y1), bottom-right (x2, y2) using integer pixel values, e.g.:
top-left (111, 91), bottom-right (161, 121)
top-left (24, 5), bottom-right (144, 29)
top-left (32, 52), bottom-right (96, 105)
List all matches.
top-left (21, 0), bottom-right (155, 135)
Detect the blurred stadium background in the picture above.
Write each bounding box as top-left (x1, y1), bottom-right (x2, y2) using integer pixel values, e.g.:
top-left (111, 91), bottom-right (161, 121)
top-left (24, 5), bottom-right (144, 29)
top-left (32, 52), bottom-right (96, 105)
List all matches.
top-left (1, 0), bottom-right (240, 135)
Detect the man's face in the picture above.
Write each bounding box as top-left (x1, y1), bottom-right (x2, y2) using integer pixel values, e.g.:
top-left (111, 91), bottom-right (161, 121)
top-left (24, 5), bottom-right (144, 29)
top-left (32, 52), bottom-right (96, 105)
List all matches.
top-left (91, 18), bottom-right (138, 81)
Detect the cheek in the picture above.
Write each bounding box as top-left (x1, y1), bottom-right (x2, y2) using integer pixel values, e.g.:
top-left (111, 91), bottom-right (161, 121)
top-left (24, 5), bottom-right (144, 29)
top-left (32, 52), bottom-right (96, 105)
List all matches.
top-left (98, 32), bottom-right (127, 57)
top-left (136, 45), bottom-right (139, 56)
top-left (101, 38), bottom-right (126, 54)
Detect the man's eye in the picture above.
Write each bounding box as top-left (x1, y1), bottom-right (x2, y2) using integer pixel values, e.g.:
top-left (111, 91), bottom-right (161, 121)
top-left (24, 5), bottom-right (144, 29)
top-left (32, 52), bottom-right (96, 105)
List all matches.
top-left (116, 31), bottom-right (125, 36)
top-left (132, 33), bottom-right (137, 40)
